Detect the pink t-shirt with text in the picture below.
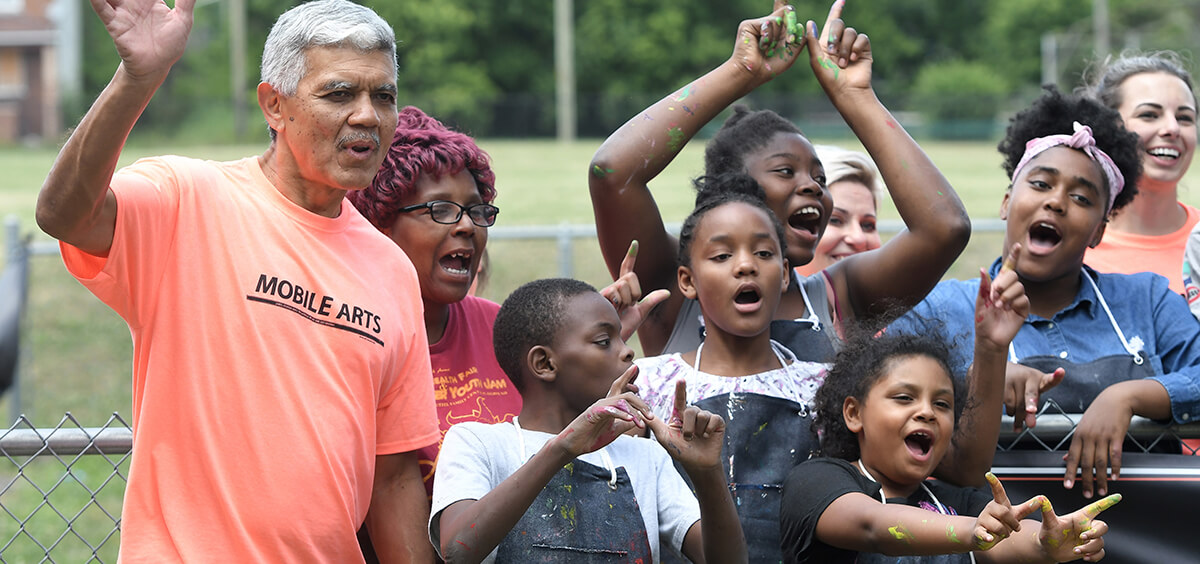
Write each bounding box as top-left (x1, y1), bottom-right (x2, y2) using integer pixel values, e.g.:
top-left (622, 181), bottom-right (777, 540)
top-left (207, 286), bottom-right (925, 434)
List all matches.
top-left (418, 296), bottom-right (522, 496)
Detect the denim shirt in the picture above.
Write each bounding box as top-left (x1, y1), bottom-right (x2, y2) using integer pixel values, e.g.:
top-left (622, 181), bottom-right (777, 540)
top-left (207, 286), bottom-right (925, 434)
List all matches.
top-left (889, 258), bottom-right (1200, 424)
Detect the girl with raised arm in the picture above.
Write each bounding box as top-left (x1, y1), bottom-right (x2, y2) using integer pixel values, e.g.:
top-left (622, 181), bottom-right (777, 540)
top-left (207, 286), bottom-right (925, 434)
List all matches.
top-left (587, 1), bottom-right (969, 367)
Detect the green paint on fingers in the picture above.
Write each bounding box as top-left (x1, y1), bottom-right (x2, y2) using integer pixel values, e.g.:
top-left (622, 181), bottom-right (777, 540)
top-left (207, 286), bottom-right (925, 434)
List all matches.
top-left (819, 58), bottom-right (839, 80)
top-left (785, 11), bottom-right (800, 41)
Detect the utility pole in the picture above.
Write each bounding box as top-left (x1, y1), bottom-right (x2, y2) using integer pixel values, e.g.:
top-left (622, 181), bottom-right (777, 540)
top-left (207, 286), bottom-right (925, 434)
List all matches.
top-left (554, 0), bottom-right (576, 142)
top-left (1041, 33), bottom-right (1058, 87)
top-left (1093, 0), bottom-right (1110, 58)
top-left (230, 0), bottom-right (248, 140)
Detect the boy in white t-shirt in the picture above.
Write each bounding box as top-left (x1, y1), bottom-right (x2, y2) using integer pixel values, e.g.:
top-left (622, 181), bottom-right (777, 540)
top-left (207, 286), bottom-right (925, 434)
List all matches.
top-left (429, 278), bottom-right (747, 563)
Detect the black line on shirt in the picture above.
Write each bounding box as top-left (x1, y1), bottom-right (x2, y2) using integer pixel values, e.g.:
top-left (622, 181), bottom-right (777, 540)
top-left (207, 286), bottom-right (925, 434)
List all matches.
top-left (246, 295), bottom-right (384, 346)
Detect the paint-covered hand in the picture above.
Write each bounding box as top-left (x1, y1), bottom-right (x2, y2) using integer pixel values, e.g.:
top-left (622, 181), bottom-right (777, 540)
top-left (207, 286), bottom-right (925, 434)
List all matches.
top-left (646, 379), bottom-right (726, 473)
top-left (804, 0), bottom-right (872, 96)
top-left (1064, 388), bottom-right (1133, 499)
top-left (1003, 363), bottom-right (1065, 431)
top-left (1035, 494), bottom-right (1119, 562)
top-left (89, 0), bottom-right (197, 82)
top-left (555, 366), bottom-right (655, 457)
top-left (728, 3), bottom-right (806, 87)
top-left (601, 240), bottom-right (672, 342)
top-left (972, 473), bottom-right (1039, 551)
top-left (975, 244), bottom-right (1029, 354)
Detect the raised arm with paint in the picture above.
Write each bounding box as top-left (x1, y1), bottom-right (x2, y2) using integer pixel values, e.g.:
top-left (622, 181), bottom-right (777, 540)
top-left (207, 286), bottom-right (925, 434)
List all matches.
top-left (781, 284), bottom-right (1120, 564)
top-left (587, 0), bottom-right (969, 360)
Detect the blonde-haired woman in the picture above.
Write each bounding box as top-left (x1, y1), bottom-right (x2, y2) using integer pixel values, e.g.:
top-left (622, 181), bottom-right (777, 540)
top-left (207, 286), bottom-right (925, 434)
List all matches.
top-left (795, 145), bottom-right (885, 276)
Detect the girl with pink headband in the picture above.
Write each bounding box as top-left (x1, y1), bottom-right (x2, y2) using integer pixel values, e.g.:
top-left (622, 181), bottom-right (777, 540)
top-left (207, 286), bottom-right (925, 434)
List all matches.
top-left (890, 87), bottom-right (1200, 511)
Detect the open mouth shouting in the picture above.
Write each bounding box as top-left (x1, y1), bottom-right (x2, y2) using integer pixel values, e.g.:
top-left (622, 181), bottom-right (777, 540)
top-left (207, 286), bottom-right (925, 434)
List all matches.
top-left (1026, 221), bottom-right (1062, 254)
top-left (904, 430), bottom-right (934, 462)
top-left (787, 205), bottom-right (823, 243)
top-left (732, 284), bottom-right (764, 313)
top-left (440, 249), bottom-right (474, 279)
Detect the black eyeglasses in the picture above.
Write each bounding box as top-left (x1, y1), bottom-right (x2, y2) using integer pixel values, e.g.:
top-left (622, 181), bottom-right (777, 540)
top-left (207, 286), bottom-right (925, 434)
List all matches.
top-left (398, 200), bottom-right (500, 227)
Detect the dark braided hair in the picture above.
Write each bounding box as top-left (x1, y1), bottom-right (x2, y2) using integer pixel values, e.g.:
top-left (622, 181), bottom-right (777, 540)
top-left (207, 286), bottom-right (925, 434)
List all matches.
top-left (704, 105), bottom-right (805, 178)
top-left (812, 327), bottom-right (963, 461)
top-left (997, 86), bottom-right (1142, 211)
top-left (677, 172), bottom-right (788, 268)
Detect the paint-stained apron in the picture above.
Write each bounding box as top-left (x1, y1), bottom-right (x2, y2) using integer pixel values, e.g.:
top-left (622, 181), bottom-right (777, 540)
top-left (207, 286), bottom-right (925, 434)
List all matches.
top-left (494, 458), bottom-right (654, 563)
top-left (693, 392), bottom-right (818, 564)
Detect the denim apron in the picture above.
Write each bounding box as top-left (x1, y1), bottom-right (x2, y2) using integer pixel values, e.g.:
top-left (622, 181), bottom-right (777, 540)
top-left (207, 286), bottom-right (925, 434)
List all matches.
top-left (1008, 270), bottom-right (1171, 452)
top-left (768, 274), bottom-right (838, 364)
top-left (495, 418), bottom-right (655, 563)
top-left (688, 342), bottom-right (821, 563)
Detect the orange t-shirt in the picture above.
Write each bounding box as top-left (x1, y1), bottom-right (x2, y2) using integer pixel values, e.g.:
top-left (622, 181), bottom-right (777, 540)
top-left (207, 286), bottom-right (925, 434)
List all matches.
top-left (1085, 203), bottom-right (1200, 296)
top-left (61, 156), bottom-right (438, 562)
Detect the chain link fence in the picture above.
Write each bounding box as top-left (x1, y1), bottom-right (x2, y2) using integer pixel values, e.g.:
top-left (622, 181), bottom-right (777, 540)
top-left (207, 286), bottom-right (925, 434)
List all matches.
top-left (2, 409), bottom-right (1200, 562)
top-left (1, 413), bottom-right (130, 563)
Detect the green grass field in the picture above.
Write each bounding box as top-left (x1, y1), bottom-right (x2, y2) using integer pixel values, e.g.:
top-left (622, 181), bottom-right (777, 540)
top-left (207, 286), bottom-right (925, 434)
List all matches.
top-left (3, 137), bottom-right (1200, 561)
top-left (6, 137), bottom-right (1200, 425)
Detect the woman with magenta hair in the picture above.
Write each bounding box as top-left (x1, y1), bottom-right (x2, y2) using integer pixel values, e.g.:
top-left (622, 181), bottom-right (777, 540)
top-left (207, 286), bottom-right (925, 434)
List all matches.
top-left (349, 107), bottom-right (517, 560)
top-left (351, 107), bottom-right (520, 500)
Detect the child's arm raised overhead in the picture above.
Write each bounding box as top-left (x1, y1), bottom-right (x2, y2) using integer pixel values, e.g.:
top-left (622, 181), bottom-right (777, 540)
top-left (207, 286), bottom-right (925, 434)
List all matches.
top-left (587, 2), bottom-right (804, 355)
top-left (435, 367), bottom-right (654, 564)
top-left (805, 2), bottom-right (971, 324)
top-left (645, 380), bottom-right (748, 564)
top-left (938, 245), bottom-right (1030, 486)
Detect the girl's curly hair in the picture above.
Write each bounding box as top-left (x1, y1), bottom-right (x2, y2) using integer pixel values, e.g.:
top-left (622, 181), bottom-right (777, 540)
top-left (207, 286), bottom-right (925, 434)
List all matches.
top-left (812, 325), bottom-right (963, 461)
top-left (997, 85), bottom-right (1142, 212)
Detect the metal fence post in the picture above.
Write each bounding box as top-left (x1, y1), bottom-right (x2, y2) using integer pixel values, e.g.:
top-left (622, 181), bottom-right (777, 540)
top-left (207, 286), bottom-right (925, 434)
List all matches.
top-left (6, 215), bottom-right (21, 424)
top-left (557, 221), bottom-right (573, 278)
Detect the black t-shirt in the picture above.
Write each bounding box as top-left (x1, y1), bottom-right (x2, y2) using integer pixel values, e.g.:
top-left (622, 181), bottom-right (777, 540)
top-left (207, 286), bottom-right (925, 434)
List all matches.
top-left (779, 457), bottom-right (993, 564)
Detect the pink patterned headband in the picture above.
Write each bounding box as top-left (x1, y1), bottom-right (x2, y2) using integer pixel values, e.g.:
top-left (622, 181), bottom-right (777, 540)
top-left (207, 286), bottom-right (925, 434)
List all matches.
top-left (1011, 121), bottom-right (1125, 210)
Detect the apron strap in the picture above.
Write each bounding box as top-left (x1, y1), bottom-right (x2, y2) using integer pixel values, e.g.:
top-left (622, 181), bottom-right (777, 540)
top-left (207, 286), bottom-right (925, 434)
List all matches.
top-left (1008, 271), bottom-right (1144, 366)
top-left (796, 271), bottom-right (822, 331)
top-left (1082, 270), bottom-right (1145, 365)
top-left (512, 417), bottom-right (618, 489)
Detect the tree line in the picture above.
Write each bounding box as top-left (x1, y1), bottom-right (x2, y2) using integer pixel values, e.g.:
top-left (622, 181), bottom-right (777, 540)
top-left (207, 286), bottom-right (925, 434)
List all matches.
top-left (78, 0), bottom-right (1197, 142)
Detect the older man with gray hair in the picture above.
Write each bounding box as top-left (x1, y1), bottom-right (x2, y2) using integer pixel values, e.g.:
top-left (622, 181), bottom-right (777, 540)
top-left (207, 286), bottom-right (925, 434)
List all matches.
top-left (36, 0), bottom-right (437, 561)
